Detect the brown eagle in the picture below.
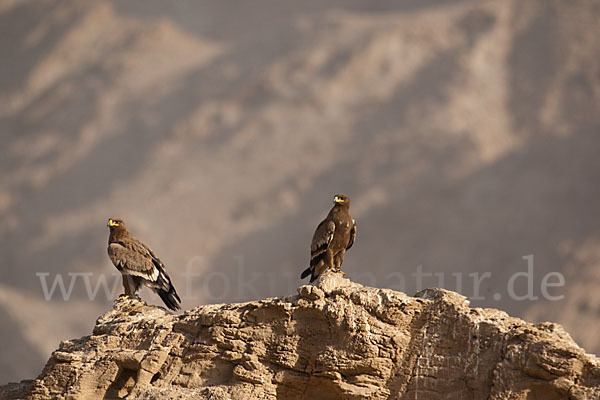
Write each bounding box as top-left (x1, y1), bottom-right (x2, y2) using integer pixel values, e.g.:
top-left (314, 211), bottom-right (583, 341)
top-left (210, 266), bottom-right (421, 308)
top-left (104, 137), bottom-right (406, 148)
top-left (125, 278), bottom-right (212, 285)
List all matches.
top-left (301, 194), bottom-right (356, 282)
top-left (107, 218), bottom-right (181, 311)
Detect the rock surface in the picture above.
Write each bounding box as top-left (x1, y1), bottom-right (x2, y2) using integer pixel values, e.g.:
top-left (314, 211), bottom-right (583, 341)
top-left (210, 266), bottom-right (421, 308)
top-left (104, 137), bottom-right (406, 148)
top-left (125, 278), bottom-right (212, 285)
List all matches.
top-left (3, 273), bottom-right (600, 400)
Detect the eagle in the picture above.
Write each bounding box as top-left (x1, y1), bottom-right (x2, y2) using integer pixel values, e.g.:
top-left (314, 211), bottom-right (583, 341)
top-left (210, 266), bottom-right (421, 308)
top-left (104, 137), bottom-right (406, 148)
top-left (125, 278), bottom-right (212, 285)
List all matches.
top-left (107, 218), bottom-right (181, 311)
top-left (301, 194), bottom-right (356, 282)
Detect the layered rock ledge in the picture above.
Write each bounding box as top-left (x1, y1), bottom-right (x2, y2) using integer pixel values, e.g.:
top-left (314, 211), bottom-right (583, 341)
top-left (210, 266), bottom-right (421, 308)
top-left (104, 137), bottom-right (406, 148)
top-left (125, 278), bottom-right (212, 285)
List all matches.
top-left (2, 273), bottom-right (599, 399)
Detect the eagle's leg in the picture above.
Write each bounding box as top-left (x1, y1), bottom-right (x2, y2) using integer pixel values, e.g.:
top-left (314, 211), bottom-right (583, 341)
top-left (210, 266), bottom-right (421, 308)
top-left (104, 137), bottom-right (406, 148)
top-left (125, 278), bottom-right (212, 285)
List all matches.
top-left (332, 252), bottom-right (345, 272)
top-left (122, 275), bottom-right (141, 297)
top-left (325, 250), bottom-right (335, 273)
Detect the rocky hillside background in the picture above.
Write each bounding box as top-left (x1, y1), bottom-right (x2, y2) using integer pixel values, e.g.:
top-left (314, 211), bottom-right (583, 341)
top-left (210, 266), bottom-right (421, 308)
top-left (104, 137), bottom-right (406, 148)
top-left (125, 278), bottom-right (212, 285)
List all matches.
top-left (2, 273), bottom-right (600, 399)
top-left (2, 0), bottom-right (600, 383)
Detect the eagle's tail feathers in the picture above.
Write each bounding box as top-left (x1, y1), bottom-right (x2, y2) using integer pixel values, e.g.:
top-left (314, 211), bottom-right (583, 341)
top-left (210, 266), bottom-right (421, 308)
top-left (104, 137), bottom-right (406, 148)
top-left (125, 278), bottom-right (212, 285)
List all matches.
top-left (300, 266), bottom-right (312, 279)
top-left (157, 285), bottom-right (181, 311)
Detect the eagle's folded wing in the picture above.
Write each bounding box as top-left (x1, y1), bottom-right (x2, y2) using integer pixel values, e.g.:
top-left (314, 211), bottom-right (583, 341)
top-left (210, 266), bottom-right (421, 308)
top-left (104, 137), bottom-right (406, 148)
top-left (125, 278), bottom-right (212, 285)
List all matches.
top-left (108, 240), bottom-right (159, 282)
top-left (311, 220), bottom-right (335, 262)
top-left (346, 219), bottom-right (357, 250)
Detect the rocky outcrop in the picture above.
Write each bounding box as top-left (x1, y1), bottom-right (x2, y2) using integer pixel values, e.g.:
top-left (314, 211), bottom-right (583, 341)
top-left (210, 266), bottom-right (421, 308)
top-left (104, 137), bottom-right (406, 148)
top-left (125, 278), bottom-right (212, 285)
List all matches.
top-left (3, 273), bottom-right (600, 399)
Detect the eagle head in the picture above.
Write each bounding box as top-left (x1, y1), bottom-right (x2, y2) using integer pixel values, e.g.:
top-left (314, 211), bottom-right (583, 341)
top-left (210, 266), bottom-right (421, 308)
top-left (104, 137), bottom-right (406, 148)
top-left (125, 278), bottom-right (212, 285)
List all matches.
top-left (107, 218), bottom-right (125, 229)
top-left (333, 194), bottom-right (350, 206)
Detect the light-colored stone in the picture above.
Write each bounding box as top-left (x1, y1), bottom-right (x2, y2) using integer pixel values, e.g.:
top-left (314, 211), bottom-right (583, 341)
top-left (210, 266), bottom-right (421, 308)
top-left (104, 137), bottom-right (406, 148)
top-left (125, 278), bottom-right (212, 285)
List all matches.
top-left (3, 272), bottom-right (600, 399)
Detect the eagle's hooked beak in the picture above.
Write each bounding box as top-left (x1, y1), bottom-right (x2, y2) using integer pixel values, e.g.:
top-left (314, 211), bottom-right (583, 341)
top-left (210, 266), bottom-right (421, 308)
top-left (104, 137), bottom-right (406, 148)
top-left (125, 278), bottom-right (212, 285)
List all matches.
top-left (108, 219), bottom-right (119, 227)
top-left (334, 196), bottom-right (344, 203)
